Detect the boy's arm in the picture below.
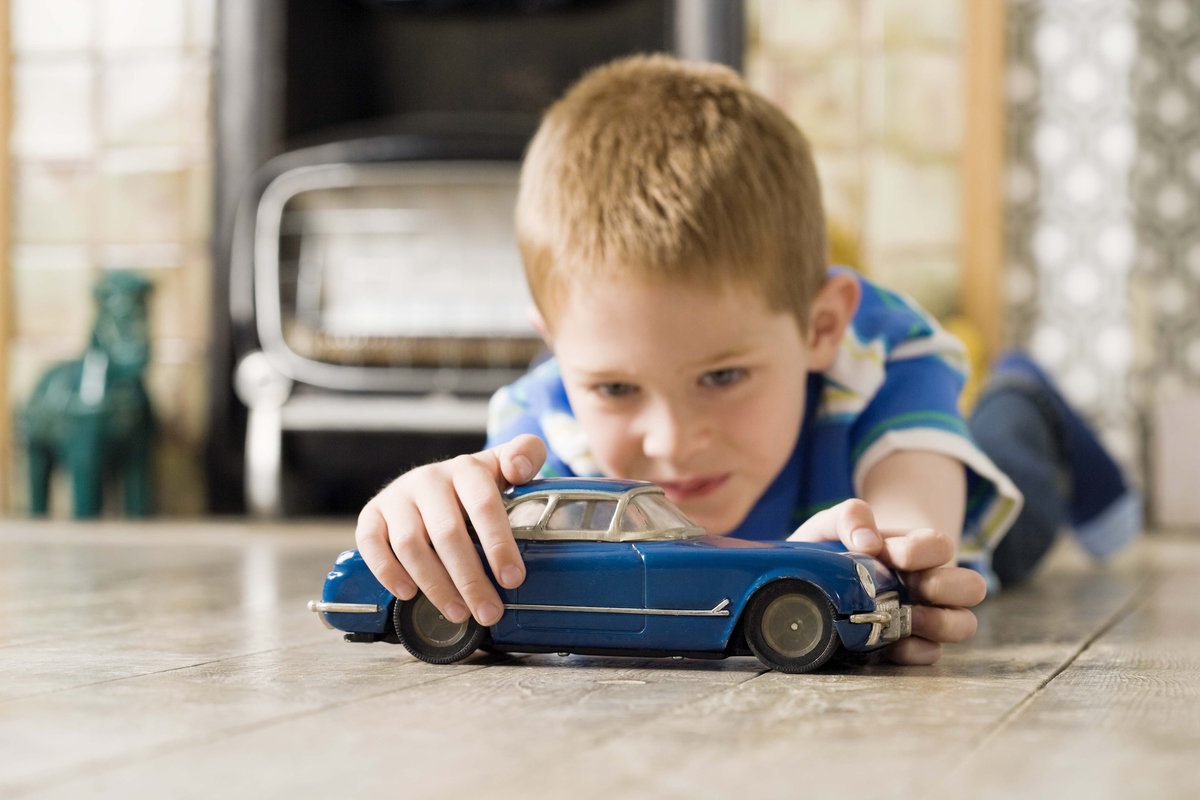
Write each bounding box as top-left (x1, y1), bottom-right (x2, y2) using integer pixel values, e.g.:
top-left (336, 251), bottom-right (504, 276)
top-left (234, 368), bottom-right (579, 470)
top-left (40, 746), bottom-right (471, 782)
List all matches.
top-left (861, 449), bottom-right (966, 544)
top-left (862, 449), bottom-right (982, 664)
top-left (789, 449), bottom-right (986, 665)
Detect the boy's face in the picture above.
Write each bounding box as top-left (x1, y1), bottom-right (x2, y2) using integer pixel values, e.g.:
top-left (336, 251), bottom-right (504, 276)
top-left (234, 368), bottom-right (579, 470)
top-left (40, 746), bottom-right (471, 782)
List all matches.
top-left (547, 275), bottom-right (813, 536)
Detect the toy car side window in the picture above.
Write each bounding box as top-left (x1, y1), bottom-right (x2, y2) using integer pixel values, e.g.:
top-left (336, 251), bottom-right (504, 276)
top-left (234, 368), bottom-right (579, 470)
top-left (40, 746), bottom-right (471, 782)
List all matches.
top-left (507, 497), bottom-right (549, 529)
top-left (546, 499), bottom-right (588, 531)
top-left (545, 499), bottom-right (618, 534)
top-left (589, 500), bottom-right (617, 531)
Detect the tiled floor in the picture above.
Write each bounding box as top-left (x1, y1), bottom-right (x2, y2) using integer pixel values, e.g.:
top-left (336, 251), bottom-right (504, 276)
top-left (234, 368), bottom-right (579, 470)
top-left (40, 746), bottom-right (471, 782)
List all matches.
top-left (1, 520), bottom-right (1196, 799)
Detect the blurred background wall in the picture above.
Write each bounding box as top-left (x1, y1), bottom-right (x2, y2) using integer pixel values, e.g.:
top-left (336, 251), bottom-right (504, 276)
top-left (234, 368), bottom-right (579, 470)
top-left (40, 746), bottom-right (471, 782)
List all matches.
top-left (4, 0), bottom-right (214, 515)
top-left (748, 0), bottom-right (973, 321)
top-left (1, 0), bottom-right (1196, 523)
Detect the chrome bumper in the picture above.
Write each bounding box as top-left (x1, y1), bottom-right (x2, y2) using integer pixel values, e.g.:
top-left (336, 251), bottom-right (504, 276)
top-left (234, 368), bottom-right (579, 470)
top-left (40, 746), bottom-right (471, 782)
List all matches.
top-left (849, 592), bottom-right (912, 646)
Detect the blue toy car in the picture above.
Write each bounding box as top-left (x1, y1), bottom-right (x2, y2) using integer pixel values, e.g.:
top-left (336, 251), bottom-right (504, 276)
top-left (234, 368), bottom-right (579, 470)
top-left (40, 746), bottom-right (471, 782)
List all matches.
top-left (310, 478), bottom-right (912, 673)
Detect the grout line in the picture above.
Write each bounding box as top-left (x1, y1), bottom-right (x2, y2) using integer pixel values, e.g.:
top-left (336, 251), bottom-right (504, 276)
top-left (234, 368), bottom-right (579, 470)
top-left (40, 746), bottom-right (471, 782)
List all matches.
top-left (953, 574), bottom-right (1153, 771)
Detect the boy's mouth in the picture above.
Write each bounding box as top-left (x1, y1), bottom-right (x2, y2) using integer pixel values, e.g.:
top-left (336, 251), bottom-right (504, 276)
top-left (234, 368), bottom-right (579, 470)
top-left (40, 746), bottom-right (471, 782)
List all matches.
top-left (658, 474), bottom-right (730, 502)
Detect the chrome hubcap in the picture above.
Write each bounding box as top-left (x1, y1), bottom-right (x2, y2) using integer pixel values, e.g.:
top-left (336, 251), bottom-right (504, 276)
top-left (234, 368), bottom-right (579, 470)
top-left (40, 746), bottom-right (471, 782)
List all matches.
top-left (412, 595), bottom-right (467, 646)
top-left (761, 593), bottom-right (824, 657)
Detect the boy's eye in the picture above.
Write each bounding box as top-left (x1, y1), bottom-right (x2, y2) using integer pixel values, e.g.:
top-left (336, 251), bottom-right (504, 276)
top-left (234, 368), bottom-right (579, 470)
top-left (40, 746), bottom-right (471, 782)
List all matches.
top-left (700, 368), bottom-right (746, 388)
top-left (594, 382), bottom-right (638, 398)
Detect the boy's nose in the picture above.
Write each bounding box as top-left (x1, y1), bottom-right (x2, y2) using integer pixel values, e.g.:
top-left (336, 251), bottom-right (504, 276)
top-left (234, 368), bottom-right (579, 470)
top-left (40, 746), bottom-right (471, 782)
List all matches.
top-left (641, 401), bottom-right (706, 463)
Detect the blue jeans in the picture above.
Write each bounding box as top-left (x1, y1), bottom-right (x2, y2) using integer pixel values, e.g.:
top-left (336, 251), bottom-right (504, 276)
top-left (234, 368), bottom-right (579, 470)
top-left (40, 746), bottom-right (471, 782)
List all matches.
top-left (968, 381), bottom-right (1070, 586)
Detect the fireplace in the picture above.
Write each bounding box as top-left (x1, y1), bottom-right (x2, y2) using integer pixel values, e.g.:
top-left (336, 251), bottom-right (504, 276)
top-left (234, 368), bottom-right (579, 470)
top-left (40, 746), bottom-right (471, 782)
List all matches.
top-left (210, 0), bottom-right (744, 514)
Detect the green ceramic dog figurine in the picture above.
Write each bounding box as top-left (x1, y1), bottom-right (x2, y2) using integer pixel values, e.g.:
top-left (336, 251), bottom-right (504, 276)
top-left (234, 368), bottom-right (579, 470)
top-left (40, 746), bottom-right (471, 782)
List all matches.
top-left (18, 271), bottom-right (156, 518)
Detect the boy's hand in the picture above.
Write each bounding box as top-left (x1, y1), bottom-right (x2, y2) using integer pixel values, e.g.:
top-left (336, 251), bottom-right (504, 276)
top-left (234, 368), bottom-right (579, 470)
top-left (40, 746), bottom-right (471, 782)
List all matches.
top-left (354, 434), bottom-right (547, 628)
top-left (787, 499), bottom-right (987, 665)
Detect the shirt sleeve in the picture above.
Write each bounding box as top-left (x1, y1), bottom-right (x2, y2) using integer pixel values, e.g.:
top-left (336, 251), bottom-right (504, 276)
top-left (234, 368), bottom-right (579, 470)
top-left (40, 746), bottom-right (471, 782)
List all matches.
top-left (840, 277), bottom-right (1023, 559)
top-left (485, 381), bottom-right (546, 449)
top-left (485, 359), bottom-right (596, 479)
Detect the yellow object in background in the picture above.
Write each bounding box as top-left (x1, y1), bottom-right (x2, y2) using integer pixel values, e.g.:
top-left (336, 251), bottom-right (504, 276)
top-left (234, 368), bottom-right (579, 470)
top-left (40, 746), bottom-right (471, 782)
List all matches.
top-left (829, 219), bottom-right (864, 275)
top-left (943, 315), bottom-right (988, 414)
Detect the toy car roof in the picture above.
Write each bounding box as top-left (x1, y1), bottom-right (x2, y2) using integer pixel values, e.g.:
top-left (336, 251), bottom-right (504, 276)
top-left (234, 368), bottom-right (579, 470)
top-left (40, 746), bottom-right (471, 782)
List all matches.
top-left (504, 478), bottom-right (658, 500)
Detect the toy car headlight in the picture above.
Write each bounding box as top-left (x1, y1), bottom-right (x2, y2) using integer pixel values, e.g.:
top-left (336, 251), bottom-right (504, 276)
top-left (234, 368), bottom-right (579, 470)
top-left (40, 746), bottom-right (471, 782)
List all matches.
top-left (856, 562), bottom-right (876, 599)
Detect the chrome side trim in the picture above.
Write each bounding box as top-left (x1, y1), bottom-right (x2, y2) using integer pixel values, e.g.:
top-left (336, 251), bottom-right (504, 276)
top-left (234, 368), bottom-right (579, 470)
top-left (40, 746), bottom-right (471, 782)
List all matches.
top-left (505, 598), bottom-right (730, 617)
top-left (308, 600), bottom-right (381, 614)
top-left (849, 611), bottom-right (892, 625)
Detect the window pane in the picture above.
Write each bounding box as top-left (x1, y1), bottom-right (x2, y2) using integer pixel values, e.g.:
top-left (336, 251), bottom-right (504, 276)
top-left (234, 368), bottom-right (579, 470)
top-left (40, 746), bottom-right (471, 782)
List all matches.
top-left (546, 499), bottom-right (588, 530)
top-left (636, 494), bottom-right (695, 531)
top-left (588, 500), bottom-right (617, 532)
top-left (507, 497), bottom-right (547, 529)
top-left (621, 502), bottom-right (651, 532)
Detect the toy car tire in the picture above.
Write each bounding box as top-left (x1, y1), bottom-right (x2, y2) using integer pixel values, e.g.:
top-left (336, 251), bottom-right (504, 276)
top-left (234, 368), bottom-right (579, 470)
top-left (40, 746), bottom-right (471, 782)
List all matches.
top-left (743, 580), bottom-right (839, 673)
top-left (393, 593), bottom-right (486, 665)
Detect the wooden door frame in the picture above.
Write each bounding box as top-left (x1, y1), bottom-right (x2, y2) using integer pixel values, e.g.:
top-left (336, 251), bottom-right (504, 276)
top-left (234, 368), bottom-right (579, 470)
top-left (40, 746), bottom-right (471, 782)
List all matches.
top-left (962, 0), bottom-right (1006, 359)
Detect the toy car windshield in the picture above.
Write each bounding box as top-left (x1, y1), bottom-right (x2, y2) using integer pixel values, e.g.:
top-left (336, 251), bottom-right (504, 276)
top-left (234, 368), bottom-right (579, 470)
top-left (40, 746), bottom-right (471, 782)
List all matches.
top-left (505, 485), bottom-right (705, 543)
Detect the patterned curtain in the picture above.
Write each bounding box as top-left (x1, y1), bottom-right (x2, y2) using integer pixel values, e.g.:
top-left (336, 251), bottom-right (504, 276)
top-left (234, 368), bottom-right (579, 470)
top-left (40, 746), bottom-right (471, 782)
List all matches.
top-left (1134, 1), bottom-right (1200, 397)
top-left (1004, 0), bottom-right (1144, 478)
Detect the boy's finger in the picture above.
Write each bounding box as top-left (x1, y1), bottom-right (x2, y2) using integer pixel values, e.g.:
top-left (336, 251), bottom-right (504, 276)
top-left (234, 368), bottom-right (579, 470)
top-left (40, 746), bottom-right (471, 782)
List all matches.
top-left (355, 504), bottom-right (417, 601)
top-left (379, 499), bottom-right (466, 621)
top-left (877, 528), bottom-right (955, 572)
top-left (416, 465), bottom-right (505, 627)
top-left (833, 499), bottom-right (882, 553)
top-left (885, 636), bottom-right (943, 665)
top-left (905, 565), bottom-right (987, 608)
top-left (787, 498), bottom-right (881, 553)
top-left (910, 605), bottom-right (978, 643)
top-left (453, 460), bottom-right (525, 591)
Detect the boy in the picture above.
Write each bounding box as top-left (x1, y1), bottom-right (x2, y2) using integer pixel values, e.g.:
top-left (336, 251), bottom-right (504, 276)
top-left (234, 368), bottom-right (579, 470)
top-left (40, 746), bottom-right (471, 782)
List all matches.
top-left (355, 55), bottom-right (1026, 665)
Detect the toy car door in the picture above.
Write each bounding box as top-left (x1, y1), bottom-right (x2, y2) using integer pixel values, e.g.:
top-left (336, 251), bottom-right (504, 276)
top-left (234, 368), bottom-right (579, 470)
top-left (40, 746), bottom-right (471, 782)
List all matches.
top-left (511, 496), bottom-right (646, 634)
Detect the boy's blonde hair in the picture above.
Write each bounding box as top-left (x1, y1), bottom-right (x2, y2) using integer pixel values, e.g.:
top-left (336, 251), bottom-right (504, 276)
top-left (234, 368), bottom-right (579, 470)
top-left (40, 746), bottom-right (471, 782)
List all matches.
top-left (516, 53), bottom-right (828, 327)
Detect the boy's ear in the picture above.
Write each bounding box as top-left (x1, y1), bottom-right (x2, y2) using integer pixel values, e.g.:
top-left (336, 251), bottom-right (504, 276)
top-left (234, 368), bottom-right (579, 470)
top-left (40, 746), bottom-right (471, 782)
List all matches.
top-left (805, 272), bottom-right (861, 371)
top-left (527, 303), bottom-right (552, 347)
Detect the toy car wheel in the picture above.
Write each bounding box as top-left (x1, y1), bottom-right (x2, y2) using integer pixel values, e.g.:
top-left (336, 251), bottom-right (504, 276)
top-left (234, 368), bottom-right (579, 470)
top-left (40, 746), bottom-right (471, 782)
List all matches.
top-left (744, 580), bottom-right (838, 673)
top-left (393, 593), bottom-right (486, 664)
